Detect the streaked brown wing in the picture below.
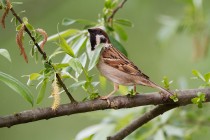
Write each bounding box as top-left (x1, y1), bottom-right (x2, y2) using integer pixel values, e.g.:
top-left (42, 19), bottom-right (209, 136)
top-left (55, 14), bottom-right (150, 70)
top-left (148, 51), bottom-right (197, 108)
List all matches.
top-left (101, 45), bottom-right (149, 79)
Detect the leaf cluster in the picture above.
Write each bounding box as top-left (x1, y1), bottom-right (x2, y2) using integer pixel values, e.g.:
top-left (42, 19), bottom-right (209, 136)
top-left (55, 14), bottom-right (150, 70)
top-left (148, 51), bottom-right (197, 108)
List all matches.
top-left (0, 0), bottom-right (134, 104)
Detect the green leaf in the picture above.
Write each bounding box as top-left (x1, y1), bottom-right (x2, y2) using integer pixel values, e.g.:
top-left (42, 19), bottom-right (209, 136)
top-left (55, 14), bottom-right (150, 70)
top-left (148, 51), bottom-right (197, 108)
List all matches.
top-left (69, 80), bottom-right (86, 91)
top-left (22, 17), bottom-right (28, 23)
top-left (76, 124), bottom-right (105, 140)
top-left (59, 35), bottom-right (75, 58)
top-left (71, 35), bottom-right (87, 55)
top-left (114, 24), bottom-right (128, 41)
top-left (16, 24), bottom-right (23, 31)
top-left (69, 58), bottom-right (84, 78)
top-left (62, 18), bottom-right (96, 26)
top-left (62, 18), bottom-right (76, 25)
top-left (0, 71), bottom-right (34, 105)
top-left (36, 78), bottom-right (48, 104)
top-left (192, 69), bottom-right (205, 81)
top-left (191, 92), bottom-right (206, 108)
top-left (170, 93), bottom-right (179, 102)
top-left (197, 92), bottom-right (206, 102)
top-left (204, 73), bottom-right (210, 83)
top-left (114, 19), bottom-right (134, 27)
top-left (44, 62), bottom-right (53, 69)
top-left (79, 53), bottom-right (87, 68)
top-left (105, 0), bottom-right (112, 8)
top-left (29, 73), bottom-right (41, 81)
top-left (0, 49), bottom-right (11, 62)
top-left (88, 44), bottom-right (103, 71)
top-left (161, 76), bottom-right (173, 90)
top-left (47, 29), bottom-right (79, 42)
top-left (191, 97), bottom-right (198, 104)
top-left (109, 36), bottom-right (128, 56)
top-left (88, 93), bottom-right (100, 100)
top-left (53, 63), bottom-right (70, 70)
top-left (25, 23), bottom-right (34, 32)
top-left (49, 51), bottom-right (65, 60)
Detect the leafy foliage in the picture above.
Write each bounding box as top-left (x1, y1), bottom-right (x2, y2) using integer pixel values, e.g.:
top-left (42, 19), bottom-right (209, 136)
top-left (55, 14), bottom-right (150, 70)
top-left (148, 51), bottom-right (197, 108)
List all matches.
top-left (191, 92), bottom-right (206, 108)
top-left (0, 0), bottom-right (132, 104)
top-left (162, 76), bottom-right (178, 102)
top-left (75, 108), bottom-right (189, 140)
top-left (0, 48), bottom-right (11, 62)
top-left (0, 71), bottom-right (33, 105)
top-left (16, 0), bottom-right (132, 103)
top-left (192, 69), bottom-right (210, 87)
top-left (162, 76), bottom-right (173, 90)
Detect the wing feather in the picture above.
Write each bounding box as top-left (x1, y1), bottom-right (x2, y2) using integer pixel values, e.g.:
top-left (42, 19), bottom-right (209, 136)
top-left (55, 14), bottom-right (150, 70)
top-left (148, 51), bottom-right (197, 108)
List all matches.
top-left (101, 45), bottom-right (149, 79)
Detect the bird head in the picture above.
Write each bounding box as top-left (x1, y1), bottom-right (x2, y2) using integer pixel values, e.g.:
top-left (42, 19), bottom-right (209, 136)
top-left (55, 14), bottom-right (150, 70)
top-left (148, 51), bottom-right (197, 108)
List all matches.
top-left (88, 28), bottom-right (110, 51)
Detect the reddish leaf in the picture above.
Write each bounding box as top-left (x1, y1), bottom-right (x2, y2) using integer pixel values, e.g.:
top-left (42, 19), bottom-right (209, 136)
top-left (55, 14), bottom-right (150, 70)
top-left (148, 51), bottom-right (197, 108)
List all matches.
top-left (1, 0), bottom-right (11, 28)
top-left (36, 28), bottom-right (48, 51)
top-left (16, 24), bottom-right (28, 63)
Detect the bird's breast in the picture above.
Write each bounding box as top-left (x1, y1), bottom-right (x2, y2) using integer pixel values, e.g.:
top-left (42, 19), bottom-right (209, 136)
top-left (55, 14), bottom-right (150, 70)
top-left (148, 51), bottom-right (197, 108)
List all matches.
top-left (97, 58), bottom-right (136, 86)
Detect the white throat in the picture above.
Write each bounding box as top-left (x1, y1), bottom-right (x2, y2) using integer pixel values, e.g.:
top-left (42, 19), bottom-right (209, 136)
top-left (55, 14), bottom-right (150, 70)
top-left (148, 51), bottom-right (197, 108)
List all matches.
top-left (95, 34), bottom-right (111, 48)
top-left (96, 34), bottom-right (105, 45)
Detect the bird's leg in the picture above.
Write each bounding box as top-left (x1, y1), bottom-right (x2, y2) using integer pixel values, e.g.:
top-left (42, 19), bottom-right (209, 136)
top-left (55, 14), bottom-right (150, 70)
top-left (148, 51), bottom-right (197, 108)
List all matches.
top-left (134, 84), bottom-right (138, 94)
top-left (159, 91), bottom-right (171, 101)
top-left (100, 83), bottom-right (119, 100)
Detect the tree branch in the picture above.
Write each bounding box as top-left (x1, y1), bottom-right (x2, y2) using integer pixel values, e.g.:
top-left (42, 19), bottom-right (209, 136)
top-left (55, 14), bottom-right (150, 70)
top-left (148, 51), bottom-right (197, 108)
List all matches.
top-left (0, 88), bottom-right (209, 128)
top-left (107, 0), bottom-right (128, 22)
top-left (107, 104), bottom-right (178, 140)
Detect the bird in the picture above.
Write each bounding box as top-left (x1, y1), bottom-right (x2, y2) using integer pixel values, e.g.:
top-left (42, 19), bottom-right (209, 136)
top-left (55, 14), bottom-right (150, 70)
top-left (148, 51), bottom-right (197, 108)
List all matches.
top-left (88, 28), bottom-right (173, 99)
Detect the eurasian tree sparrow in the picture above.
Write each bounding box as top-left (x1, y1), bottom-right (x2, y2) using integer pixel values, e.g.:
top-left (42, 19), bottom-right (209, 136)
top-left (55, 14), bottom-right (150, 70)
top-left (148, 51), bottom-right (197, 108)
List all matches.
top-left (88, 28), bottom-right (173, 99)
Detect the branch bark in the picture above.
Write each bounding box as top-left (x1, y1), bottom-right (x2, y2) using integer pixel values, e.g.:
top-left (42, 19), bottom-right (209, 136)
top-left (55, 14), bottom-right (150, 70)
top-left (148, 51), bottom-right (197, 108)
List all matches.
top-left (107, 104), bottom-right (178, 140)
top-left (0, 88), bottom-right (209, 128)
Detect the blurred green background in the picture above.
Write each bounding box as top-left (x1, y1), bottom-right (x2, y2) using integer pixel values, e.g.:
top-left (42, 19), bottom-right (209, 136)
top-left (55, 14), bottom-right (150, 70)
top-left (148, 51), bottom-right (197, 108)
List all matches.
top-left (1, 0), bottom-right (210, 140)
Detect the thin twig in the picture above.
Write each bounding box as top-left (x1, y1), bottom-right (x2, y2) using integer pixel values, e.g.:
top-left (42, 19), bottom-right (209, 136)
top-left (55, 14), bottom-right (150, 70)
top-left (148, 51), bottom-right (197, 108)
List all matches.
top-left (8, 7), bottom-right (76, 102)
top-left (56, 73), bottom-right (76, 102)
top-left (107, 104), bottom-right (178, 140)
top-left (107, 0), bottom-right (128, 22)
top-left (0, 88), bottom-right (209, 128)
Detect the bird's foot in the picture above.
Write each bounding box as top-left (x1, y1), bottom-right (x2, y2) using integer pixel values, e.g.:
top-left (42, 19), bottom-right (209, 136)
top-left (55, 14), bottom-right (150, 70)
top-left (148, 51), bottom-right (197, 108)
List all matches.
top-left (159, 91), bottom-right (170, 101)
top-left (127, 92), bottom-right (139, 97)
top-left (99, 95), bottom-right (110, 100)
top-left (99, 96), bottom-right (111, 106)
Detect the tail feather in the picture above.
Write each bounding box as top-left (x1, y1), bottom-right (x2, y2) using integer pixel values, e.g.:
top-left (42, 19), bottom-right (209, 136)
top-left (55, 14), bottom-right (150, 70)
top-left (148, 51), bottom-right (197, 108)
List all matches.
top-left (147, 80), bottom-right (174, 96)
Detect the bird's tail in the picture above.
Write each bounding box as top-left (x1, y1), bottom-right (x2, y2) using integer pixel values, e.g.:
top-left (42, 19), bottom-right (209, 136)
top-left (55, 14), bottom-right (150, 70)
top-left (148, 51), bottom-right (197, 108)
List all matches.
top-left (151, 81), bottom-right (174, 96)
top-left (142, 80), bottom-right (174, 96)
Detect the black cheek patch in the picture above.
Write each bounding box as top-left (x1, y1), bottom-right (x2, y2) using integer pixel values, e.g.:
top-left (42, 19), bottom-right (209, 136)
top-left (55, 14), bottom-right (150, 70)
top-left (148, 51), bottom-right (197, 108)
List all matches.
top-left (91, 47), bottom-right (95, 51)
top-left (100, 37), bottom-right (107, 43)
top-left (90, 35), bottom-right (96, 51)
